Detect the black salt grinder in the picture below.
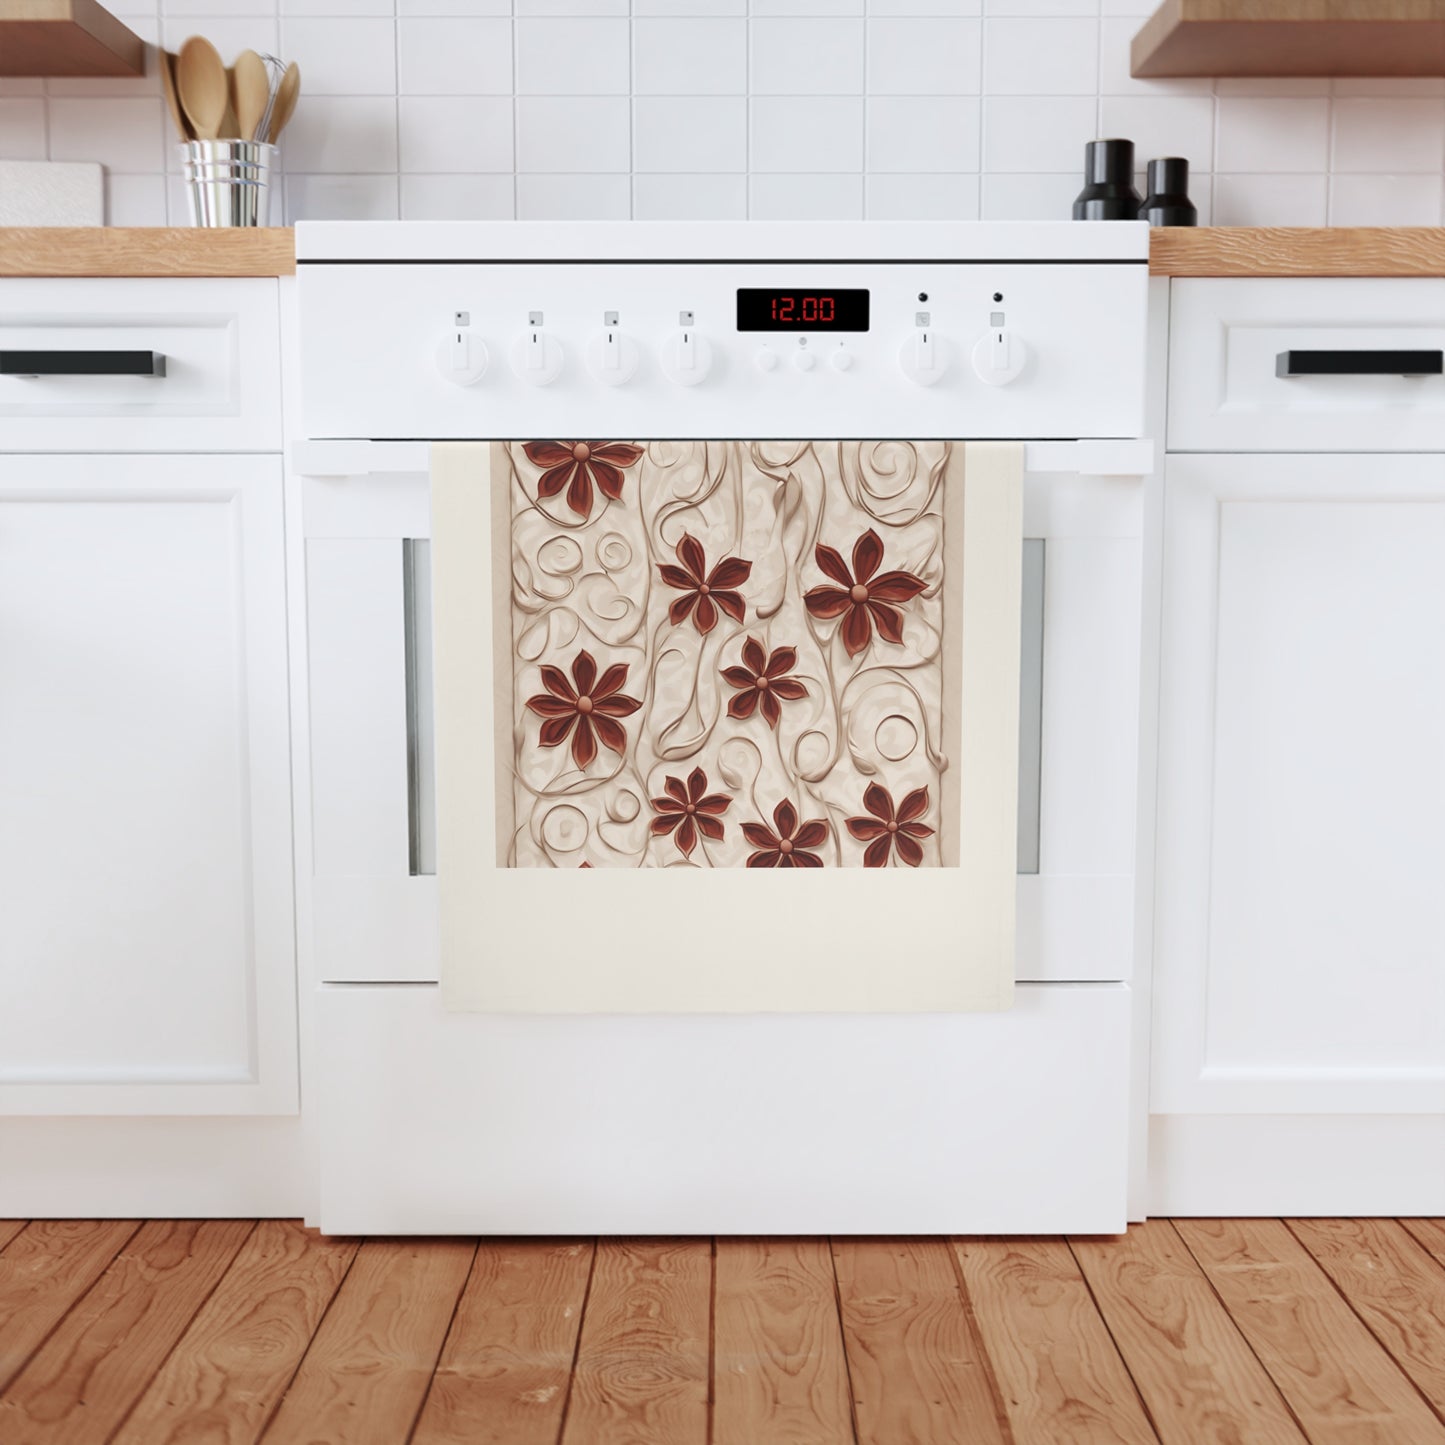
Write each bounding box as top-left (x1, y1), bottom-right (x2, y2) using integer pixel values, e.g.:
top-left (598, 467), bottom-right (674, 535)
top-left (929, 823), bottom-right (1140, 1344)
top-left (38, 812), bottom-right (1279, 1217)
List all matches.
top-left (1072, 139), bottom-right (1140, 221)
top-left (1139, 157), bottom-right (1197, 226)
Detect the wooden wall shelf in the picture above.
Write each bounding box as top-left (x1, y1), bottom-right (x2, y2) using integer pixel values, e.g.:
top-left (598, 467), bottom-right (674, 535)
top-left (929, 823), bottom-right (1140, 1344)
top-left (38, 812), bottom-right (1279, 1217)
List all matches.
top-left (0, 0), bottom-right (145, 77)
top-left (1132, 0), bottom-right (1445, 77)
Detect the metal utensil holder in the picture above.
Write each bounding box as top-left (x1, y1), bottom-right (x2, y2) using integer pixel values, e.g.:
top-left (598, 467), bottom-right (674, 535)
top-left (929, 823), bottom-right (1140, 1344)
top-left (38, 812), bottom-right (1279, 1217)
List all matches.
top-left (180, 140), bottom-right (277, 227)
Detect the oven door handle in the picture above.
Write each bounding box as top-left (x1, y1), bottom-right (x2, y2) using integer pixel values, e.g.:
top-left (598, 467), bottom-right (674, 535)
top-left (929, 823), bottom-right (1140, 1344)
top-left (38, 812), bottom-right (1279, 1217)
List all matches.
top-left (1276, 348), bottom-right (1443, 379)
top-left (0, 349), bottom-right (167, 378)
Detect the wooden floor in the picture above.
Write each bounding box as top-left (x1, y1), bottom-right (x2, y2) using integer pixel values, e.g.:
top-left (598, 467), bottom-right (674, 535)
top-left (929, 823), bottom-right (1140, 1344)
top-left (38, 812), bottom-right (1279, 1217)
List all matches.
top-left (0, 1220), bottom-right (1443, 1444)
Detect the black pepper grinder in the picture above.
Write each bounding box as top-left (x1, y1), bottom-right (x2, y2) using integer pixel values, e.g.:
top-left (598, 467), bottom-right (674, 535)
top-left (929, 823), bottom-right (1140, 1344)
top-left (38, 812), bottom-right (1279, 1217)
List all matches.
top-left (1072, 139), bottom-right (1141, 221)
top-left (1138, 157), bottom-right (1198, 226)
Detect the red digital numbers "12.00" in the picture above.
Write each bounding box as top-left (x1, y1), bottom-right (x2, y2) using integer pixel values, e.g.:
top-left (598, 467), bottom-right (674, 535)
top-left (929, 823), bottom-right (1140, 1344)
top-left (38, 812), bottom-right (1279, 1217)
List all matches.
top-left (769, 295), bottom-right (836, 324)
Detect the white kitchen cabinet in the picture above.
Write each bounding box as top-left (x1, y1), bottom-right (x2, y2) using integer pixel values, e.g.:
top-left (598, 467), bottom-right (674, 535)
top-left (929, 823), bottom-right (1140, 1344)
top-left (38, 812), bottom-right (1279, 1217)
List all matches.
top-left (0, 452), bottom-right (297, 1116)
top-left (1151, 452), bottom-right (1445, 1212)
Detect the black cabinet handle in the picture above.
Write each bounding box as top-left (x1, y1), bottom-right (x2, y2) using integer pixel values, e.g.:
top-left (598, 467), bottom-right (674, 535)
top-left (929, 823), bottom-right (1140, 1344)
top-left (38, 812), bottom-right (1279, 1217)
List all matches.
top-left (1276, 349), bottom-right (1443, 379)
top-left (0, 349), bottom-right (166, 378)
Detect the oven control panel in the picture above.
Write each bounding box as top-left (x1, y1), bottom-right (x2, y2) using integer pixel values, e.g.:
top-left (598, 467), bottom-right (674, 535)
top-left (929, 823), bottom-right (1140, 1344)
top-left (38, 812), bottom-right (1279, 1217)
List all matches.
top-left (301, 261), bottom-right (1147, 440)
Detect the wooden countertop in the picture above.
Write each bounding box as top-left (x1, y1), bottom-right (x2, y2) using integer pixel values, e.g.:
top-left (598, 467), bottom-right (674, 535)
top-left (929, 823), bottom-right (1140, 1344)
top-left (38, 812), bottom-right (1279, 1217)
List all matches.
top-left (0, 227), bottom-right (295, 276)
top-left (1, 225), bottom-right (1442, 279)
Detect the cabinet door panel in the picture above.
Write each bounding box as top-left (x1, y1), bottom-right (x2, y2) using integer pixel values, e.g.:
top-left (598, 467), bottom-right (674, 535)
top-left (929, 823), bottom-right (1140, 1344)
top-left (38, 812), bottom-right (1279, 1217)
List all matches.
top-left (1154, 454), bottom-right (1445, 1115)
top-left (0, 454), bottom-right (296, 1114)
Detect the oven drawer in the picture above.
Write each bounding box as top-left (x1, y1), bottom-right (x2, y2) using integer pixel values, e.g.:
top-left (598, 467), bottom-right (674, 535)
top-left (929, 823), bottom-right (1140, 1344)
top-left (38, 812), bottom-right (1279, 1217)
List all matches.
top-left (0, 278), bottom-right (282, 454)
top-left (1168, 279), bottom-right (1445, 454)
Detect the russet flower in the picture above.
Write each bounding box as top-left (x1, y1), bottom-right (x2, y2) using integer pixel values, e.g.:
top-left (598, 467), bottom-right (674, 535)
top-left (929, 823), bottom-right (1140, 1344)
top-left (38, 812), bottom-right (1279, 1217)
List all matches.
top-left (525, 648), bottom-right (641, 770)
top-left (722, 637), bottom-right (807, 728)
top-left (650, 766), bottom-right (731, 857)
top-left (803, 527), bottom-right (927, 657)
top-left (659, 533), bottom-right (752, 634)
top-left (742, 799), bottom-right (829, 869)
top-left (523, 440), bottom-right (644, 520)
top-left (845, 782), bottom-right (935, 867)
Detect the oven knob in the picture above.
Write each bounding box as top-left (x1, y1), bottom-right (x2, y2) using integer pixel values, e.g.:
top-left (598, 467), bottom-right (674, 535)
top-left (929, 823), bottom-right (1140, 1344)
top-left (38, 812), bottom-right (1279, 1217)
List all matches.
top-left (755, 348), bottom-right (779, 372)
top-left (830, 347), bottom-right (854, 372)
top-left (972, 325), bottom-right (1029, 386)
top-left (660, 329), bottom-right (713, 387)
top-left (898, 329), bottom-right (953, 387)
top-left (794, 350), bottom-right (816, 372)
top-left (436, 328), bottom-right (488, 386)
top-left (586, 330), bottom-right (640, 387)
top-left (510, 330), bottom-right (564, 387)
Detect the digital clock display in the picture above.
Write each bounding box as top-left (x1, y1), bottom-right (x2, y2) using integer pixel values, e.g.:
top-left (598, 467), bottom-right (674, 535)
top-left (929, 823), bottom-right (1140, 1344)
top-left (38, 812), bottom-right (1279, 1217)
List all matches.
top-left (736, 288), bottom-right (870, 332)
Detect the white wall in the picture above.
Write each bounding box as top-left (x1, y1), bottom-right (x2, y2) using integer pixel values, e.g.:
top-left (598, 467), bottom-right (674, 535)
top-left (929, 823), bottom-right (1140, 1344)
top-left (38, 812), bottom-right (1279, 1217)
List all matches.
top-left (2, 0), bottom-right (1443, 227)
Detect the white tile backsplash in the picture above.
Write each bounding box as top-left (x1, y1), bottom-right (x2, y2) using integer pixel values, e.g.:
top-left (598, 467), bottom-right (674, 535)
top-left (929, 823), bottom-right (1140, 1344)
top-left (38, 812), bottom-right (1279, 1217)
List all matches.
top-left (16, 2), bottom-right (1441, 227)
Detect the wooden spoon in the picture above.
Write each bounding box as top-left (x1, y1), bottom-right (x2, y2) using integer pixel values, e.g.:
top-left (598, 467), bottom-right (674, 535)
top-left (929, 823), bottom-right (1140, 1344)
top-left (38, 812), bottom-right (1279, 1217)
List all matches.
top-left (232, 49), bottom-right (270, 143)
top-left (159, 49), bottom-right (190, 141)
top-left (266, 62), bottom-right (301, 144)
top-left (175, 36), bottom-right (228, 142)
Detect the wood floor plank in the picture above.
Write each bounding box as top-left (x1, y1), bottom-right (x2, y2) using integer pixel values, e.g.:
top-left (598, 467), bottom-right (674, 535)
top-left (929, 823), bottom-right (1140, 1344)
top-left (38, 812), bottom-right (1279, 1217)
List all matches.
top-left (712, 1238), bottom-right (854, 1445)
top-left (0, 1218), bottom-right (253, 1445)
top-left (559, 1239), bottom-right (710, 1445)
top-left (109, 1220), bottom-right (358, 1445)
top-left (1402, 1220), bottom-right (1445, 1270)
top-left (409, 1239), bottom-right (594, 1445)
top-left (953, 1236), bottom-right (1157, 1445)
top-left (832, 1237), bottom-right (1006, 1445)
top-left (257, 1236), bottom-right (475, 1445)
top-left (1070, 1220), bottom-right (1308, 1445)
top-left (0, 1220), bottom-right (139, 1394)
top-left (0, 1222), bottom-right (27, 1256)
top-left (1288, 1217), bottom-right (1445, 1419)
top-left (1177, 1217), bottom-right (1445, 1445)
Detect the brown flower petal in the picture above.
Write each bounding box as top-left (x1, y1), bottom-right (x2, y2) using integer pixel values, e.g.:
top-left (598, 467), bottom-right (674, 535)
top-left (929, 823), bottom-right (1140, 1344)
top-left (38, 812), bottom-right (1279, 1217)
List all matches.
top-left (765, 646), bottom-right (797, 677)
top-left (535, 462), bottom-right (576, 499)
top-left (897, 786), bottom-right (929, 824)
top-left (565, 466), bottom-right (594, 518)
top-left (773, 798), bottom-right (798, 839)
top-left (895, 832), bottom-right (925, 867)
top-left (571, 650), bottom-right (597, 696)
top-left (591, 442), bottom-right (644, 467)
top-left (523, 440), bottom-right (573, 468)
top-left (746, 849), bottom-right (781, 868)
top-left (862, 835), bottom-right (892, 868)
top-left (659, 564), bottom-right (695, 590)
top-left (868, 570), bottom-right (929, 604)
top-left (571, 716), bottom-right (597, 769)
top-left (669, 593), bottom-right (698, 626)
top-left (539, 664), bottom-right (576, 701)
top-left (852, 529), bottom-right (884, 584)
top-left (590, 714), bottom-right (627, 755)
top-left (792, 819), bottom-right (828, 850)
top-left (722, 666), bottom-right (756, 689)
top-left (742, 636), bottom-right (767, 675)
top-left (900, 821), bottom-right (935, 839)
top-left (863, 782), bottom-right (894, 822)
top-left (592, 662), bottom-right (630, 700)
top-left (664, 775), bottom-right (689, 805)
top-left (790, 850), bottom-right (824, 868)
top-left (676, 533), bottom-right (707, 582)
top-left (867, 601), bottom-right (905, 646)
top-left (686, 766), bottom-right (707, 802)
top-left (727, 689), bottom-right (759, 720)
top-left (695, 794), bottom-right (731, 816)
top-left (760, 691), bottom-right (781, 728)
top-left (538, 715), bottom-right (575, 749)
top-left (590, 461), bottom-right (626, 501)
top-left (675, 815), bottom-right (698, 856)
top-left (803, 586), bottom-right (852, 620)
top-left (695, 594), bottom-right (718, 633)
top-left (741, 822), bottom-right (778, 849)
top-left (593, 693), bottom-right (641, 718)
top-left (846, 816), bottom-right (889, 841)
top-left (714, 591), bottom-right (746, 626)
top-left (697, 813), bottom-right (726, 841)
top-left (814, 543), bottom-right (852, 588)
top-left (706, 556), bottom-right (752, 590)
top-left (841, 603), bottom-right (873, 656)
top-left (770, 678), bottom-right (808, 701)
top-left (526, 695), bottom-right (577, 718)
top-left (650, 811), bottom-right (683, 833)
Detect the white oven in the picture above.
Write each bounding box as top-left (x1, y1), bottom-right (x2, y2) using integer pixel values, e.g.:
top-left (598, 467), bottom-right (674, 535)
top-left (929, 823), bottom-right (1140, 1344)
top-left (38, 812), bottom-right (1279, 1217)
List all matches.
top-left (294, 222), bottom-right (1151, 1233)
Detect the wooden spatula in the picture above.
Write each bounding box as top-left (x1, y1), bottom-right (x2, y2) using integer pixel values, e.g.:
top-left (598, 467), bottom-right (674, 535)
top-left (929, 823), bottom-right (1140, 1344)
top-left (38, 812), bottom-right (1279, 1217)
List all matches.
top-left (232, 50), bottom-right (270, 143)
top-left (176, 36), bottom-right (228, 142)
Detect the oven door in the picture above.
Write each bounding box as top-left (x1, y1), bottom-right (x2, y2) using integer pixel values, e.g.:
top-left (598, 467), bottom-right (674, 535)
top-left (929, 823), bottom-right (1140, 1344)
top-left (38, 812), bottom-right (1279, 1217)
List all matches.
top-left (296, 439), bottom-right (1143, 991)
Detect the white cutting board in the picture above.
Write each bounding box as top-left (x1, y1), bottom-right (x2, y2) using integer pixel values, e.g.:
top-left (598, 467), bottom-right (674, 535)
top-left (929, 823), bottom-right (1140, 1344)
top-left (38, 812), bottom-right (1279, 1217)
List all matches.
top-left (0, 162), bottom-right (104, 225)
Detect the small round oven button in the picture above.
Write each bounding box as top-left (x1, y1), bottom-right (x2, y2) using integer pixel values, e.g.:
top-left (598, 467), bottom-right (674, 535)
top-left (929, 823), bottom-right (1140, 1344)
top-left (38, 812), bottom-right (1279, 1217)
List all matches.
top-left (756, 349), bottom-right (779, 372)
top-left (794, 351), bottom-right (817, 372)
top-left (831, 349), bottom-right (854, 372)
